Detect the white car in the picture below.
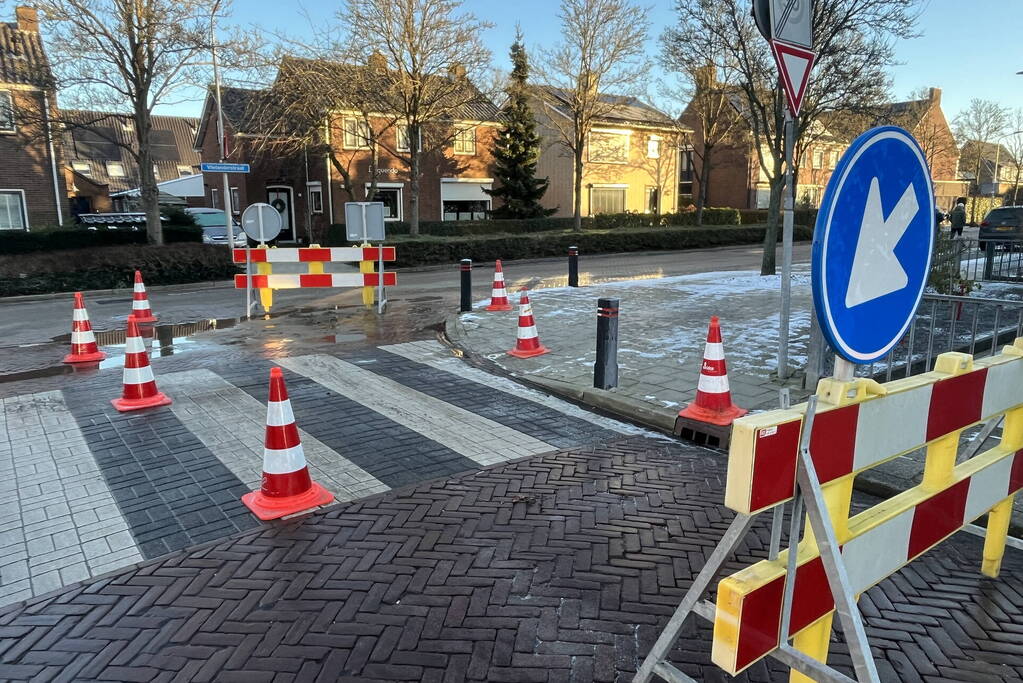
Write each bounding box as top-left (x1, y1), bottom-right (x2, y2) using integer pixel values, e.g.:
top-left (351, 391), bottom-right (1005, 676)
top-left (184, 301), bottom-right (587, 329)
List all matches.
top-left (187, 207), bottom-right (247, 247)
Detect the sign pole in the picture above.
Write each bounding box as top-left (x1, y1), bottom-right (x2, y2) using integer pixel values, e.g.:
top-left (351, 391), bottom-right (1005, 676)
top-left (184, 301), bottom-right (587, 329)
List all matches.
top-left (779, 106), bottom-right (795, 380)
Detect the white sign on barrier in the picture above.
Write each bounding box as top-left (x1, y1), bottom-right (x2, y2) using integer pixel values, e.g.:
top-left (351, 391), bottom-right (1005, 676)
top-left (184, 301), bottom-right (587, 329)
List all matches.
top-left (344, 202), bottom-right (386, 242)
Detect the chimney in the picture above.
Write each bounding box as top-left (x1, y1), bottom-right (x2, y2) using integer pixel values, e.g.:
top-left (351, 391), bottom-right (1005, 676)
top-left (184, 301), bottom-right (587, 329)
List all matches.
top-left (15, 6), bottom-right (39, 32)
top-left (367, 51), bottom-right (387, 71)
top-left (580, 70), bottom-right (597, 97)
top-left (928, 87), bottom-right (941, 105)
top-left (448, 63), bottom-right (466, 80)
top-left (694, 64), bottom-right (716, 92)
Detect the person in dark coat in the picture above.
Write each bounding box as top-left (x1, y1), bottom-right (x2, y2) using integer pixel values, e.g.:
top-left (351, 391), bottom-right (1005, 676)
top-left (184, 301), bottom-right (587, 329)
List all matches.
top-left (949, 201), bottom-right (967, 238)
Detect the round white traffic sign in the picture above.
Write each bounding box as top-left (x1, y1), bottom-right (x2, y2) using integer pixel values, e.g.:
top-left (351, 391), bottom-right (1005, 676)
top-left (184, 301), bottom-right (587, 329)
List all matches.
top-left (241, 202), bottom-right (282, 243)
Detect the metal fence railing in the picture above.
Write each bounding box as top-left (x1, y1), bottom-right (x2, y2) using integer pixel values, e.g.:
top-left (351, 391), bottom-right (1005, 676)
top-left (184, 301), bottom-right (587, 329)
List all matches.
top-left (931, 238), bottom-right (1023, 287)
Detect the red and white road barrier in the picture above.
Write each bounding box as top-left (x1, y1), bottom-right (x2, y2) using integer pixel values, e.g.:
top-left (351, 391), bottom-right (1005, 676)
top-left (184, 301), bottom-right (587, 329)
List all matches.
top-left (508, 288), bottom-right (550, 358)
top-left (130, 270), bottom-right (157, 323)
top-left (678, 316), bottom-right (747, 426)
top-left (232, 246), bottom-right (396, 263)
top-left (234, 272), bottom-right (397, 289)
top-left (63, 291), bottom-right (106, 364)
top-left (486, 259), bottom-right (513, 311)
top-left (111, 315), bottom-right (171, 412)
top-left (241, 367), bottom-right (333, 520)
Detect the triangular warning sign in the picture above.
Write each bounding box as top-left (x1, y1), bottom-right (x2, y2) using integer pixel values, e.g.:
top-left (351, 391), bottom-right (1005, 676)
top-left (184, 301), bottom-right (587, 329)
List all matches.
top-left (770, 39), bottom-right (816, 117)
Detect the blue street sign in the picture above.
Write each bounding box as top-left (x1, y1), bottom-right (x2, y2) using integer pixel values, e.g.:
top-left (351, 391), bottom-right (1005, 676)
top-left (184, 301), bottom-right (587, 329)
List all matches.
top-left (811, 126), bottom-right (935, 364)
top-left (200, 162), bottom-right (250, 173)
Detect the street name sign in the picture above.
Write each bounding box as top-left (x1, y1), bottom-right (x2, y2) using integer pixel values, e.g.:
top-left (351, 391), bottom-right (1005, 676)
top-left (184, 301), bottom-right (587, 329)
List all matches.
top-left (811, 126), bottom-right (935, 363)
top-left (241, 202), bottom-right (282, 243)
top-left (200, 162), bottom-right (250, 173)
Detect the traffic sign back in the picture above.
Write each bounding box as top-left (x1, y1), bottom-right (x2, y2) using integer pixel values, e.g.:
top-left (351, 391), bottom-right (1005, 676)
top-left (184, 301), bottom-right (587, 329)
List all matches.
top-left (812, 126), bottom-right (935, 363)
top-left (241, 202), bottom-right (282, 243)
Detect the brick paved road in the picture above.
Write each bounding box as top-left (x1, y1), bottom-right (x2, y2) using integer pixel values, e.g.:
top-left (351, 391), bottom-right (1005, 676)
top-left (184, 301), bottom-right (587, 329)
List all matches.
top-left (1, 436), bottom-right (1021, 682)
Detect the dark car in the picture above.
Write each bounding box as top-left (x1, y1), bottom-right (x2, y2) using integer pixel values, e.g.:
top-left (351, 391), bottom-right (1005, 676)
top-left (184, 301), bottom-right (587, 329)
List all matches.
top-left (979, 206), bottom-right (1023, 246)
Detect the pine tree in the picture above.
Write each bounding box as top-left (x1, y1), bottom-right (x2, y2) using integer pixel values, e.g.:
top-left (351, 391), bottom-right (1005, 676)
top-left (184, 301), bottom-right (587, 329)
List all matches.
top-left (486, 33), bottom-right (556, 218)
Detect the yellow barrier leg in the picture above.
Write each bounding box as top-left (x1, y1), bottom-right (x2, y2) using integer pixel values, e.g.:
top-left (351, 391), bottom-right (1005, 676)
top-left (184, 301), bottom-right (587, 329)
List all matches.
top-left (790, 613), bottom-right (834, 683)
top-left (255, 244), bottom-right (272, 312)
top-left (921, 430), bottom-right (959, 491)
top-left (359, 242), bottom-right (374, 308)
top-left (307, 243), bottom-right (325, 276)
top-left (982, 495), bottom-right (1015, 578)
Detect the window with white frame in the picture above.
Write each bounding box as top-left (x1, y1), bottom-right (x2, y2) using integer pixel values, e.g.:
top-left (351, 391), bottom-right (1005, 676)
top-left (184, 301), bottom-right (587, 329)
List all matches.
top-left (590, 187), bottom-right (626, 214)
top-left (829, 151), bottom-right (838, 169)
top-left (178, 165), bottom-right (193, 177)
top-left (453, 127), bottom-right (476, 155)
top-left (647, 136), bottom-right (662, 159)
top-left (343, 117), bottom-right (372, 149)
top-left (105, 161), bottom-right (125, 177)
top-left (153, 165), bottom-right (160, 180)
top-left (308, 182), bottom-right (323, 214)
top-left (368, 185), bottom-right (402, 221)
top-left (678, 146), bottom-right (694, 196)
top-left (812, 149), bottom-right (824, 169)
top-left (588, 131), bottom-right (629, 163)
top-left (645, 186), bottom-right (660, 213)
top-left (0, 191), bottom-right (26, 230)
top-left (396, 124), bottom-right (420, 153)
top-left (210, 188), bottom-right (219, 209)
top-left (231, 187), bottom-right (240, 213)
top-left (72, 161), bottom-right (92, 176)
top-left (0, 91), bottom-right (14, 133)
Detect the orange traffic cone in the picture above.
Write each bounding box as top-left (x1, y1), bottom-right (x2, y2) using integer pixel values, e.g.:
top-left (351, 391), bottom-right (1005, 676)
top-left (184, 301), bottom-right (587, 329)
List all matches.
top-left (63, 292), bottom-right (107, 364)
top-left (130, 270), bottom-right (158, 323)
top-left (111, 315), bottom-right (172, 412)
top-left (486, 259), bottom-right (513, 311)
top-left (242, 367), bottom-right (333, 521)
top-left (508, 288), bottom-right (550, 358)
top-left (678, 316), bottom-right (747, 426)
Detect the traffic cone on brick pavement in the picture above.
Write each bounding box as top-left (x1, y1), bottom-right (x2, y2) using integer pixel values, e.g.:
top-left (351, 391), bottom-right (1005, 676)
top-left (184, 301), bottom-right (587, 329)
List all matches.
top-left (678, 316), bottom-right (747, 426)
top-left (63, 292), bottom-right (106, 364)
top-left (130, 270), bottom-right (158, 323)
top-left (242, 367), bottom-right (333, 521)
top-left (111, 315), bottom-right (172, 412)
top-left (485, 259), bottom-right (513, 311)
top-left (508, 288), bottom-right (550, 358)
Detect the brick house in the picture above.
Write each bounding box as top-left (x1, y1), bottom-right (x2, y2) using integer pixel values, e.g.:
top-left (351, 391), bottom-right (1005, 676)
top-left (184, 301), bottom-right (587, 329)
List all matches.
top-left (681, 85), bottom-right (966, 212)
top-left (61, 110), bottom-right (201, 215)
top-left (194, 56), bottom-right (502, 243)
top-left (532, 88), bottom-right (684, 216)
top-left (0, 6), bottom-right (68, 231)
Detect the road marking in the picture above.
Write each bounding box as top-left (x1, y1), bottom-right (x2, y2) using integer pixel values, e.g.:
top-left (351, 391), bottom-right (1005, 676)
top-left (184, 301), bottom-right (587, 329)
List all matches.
top-left (380, 340), bottom-right (649, 436)
top-left (278, 354), bottom-right (556, 466)
top-left (157, 369), bottom-right (388, 502)
top-left (0, 391), bottom-right (142, 605)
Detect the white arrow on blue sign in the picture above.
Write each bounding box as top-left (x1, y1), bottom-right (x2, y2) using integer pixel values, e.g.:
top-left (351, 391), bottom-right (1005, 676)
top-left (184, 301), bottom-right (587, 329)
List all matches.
top-left (811, 126), bottom-right (935, 364)
top-left (200, 162), bottom-right (250, 173)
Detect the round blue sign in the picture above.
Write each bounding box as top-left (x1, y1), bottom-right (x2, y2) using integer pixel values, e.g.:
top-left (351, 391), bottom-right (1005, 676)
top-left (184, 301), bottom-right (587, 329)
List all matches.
top-left (811, 126), bottom-right (935, 363)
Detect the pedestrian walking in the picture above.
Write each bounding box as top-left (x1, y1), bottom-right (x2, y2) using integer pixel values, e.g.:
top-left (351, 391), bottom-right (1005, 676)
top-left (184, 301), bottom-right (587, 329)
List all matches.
top-left (949, 200), bottom-right (967, 238)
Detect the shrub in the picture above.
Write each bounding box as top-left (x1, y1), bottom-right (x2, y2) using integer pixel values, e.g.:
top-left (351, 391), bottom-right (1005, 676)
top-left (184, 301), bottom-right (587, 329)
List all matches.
top-left (738, 208), bottom-right (818, 227)
top-left (0, 244), bottom-right (236, 296)
top-left (0, 224), bottom-right (202, 255)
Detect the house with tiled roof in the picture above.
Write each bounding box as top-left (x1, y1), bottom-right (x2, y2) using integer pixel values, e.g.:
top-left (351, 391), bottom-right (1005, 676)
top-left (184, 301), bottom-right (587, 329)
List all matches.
top-left (194, 54), bottom-right (502, 242)
top-left (0, 5), bottom-right (68, 230)
top-left (531, 86), bottom-right (685, 216)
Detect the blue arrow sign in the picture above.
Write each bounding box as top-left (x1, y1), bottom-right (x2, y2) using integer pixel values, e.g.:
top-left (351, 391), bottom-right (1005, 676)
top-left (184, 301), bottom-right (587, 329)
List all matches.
top-left (811, 126), bottom-right (935, 364)
top-left (200, 162), bottom-right (250, 173)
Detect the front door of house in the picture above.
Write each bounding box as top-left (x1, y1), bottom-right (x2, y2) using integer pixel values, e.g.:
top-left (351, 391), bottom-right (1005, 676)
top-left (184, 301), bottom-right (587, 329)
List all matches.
top-left (266, 187), bottom-right (295, 242)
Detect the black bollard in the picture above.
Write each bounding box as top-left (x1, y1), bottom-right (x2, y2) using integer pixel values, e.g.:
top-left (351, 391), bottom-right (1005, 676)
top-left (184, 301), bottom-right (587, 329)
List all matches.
top-left (459, 259), bottom-right (472, 312)
top-left (568, 246), bottom-right (579, 287)
top-left (594, 297), bottom-right (619, 390)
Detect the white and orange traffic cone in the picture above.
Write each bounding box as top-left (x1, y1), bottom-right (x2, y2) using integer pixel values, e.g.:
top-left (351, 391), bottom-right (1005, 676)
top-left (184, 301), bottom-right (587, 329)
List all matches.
top-left (111, 315), bottom-right (172, 412)
top-left (63, 292), bottom-right (106, 364)
top-left (508, 288), bottom-right (550, 358)
top-left (485, 259), bottom-right (513, 311)
top-left (678, 316), bottom-right (747, 426)
top-left (241, 367), bottom-right (333, 521)
top-left (130, 270), bottom-right (158, 323)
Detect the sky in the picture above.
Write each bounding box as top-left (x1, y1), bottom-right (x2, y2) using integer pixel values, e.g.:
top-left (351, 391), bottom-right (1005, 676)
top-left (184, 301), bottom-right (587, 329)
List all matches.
top-left (149, 0), bottom-right (1023, 122)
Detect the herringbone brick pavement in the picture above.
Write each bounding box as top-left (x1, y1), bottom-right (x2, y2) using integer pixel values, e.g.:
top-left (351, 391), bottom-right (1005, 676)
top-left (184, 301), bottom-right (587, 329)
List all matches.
top-left (0, 436), bottom-right (1021, 682)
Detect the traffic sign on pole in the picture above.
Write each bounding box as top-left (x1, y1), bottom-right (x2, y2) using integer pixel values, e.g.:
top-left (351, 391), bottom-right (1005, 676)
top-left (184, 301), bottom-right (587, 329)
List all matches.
top-left (769, 0), bottom-right (812, 48)
top-left (770, 39), bottom-right (815, 117)
top-left (241, 202), bottom-right (282, 243)
top-left (811, 126), bottom-right (936, 364)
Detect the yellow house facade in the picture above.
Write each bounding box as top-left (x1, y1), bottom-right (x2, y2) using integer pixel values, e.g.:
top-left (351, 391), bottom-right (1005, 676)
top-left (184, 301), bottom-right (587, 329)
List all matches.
top-left (531, 89), bottom-right (685, 217)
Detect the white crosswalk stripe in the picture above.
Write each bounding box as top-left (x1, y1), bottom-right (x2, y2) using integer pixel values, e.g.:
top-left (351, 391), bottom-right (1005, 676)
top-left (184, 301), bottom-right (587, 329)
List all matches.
top-left (157, 369), bottom-right (388, 501)
top-left (278, 354), bottom-right (557, 466)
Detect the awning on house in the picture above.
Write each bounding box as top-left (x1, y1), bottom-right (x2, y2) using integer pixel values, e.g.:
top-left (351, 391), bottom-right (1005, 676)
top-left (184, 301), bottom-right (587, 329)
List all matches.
top-left (110, 173), bottom-right (205, 199)
top-left (440, 178), bottom-right (494, 202)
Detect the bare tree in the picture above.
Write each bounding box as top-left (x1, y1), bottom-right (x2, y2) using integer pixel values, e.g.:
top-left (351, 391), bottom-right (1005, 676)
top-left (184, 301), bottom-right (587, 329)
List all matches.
top-left (955, 98), bottom-right (1010, 223)
top-left (343, 0), bottom-right (494, 235)
top-left (34, 0), bottom-right (238, 244)
top-left (664, 0), bottom-right (920, 274)
top-left (1002, 109), bottom-right (1023, 205)
top-left (535, 0), bottom-right (651, 231)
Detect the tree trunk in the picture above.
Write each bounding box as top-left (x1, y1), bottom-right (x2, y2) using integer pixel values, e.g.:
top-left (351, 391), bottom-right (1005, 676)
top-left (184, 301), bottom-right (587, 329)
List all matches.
top-left (329, 154), bottom-right (356, 203)
top-left (136, 116), bottom-right (162, 245)
top-left (573, 148), bottom-right (583, 232)
top-left (410, 148), bottom-right (421, 235)
top-left (696, 146), bottom-right (712, 227)
top-left (760, 173), bottom-right (785, 276)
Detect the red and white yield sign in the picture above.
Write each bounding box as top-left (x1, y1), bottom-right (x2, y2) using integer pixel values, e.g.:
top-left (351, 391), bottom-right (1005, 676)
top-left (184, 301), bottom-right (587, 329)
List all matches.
top-left (767, 0), bottom-right (816, 116)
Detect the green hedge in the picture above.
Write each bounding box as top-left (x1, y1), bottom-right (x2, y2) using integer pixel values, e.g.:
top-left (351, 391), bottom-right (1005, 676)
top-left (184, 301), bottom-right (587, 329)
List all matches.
top-left (0, 244), bottom-right (236, 296)
top-left (389, 224), bottom-right (813, 268)
top-left (0, 225), bottom-right (203, 255)
top-left (738, 208), bottom-right (818, 226)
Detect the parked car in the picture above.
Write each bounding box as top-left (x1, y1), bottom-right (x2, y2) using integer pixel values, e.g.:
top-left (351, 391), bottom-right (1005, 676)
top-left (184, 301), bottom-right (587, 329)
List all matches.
top-left (978, 206), bottom-right (1023, 247)
top-left (186, 207), bottom-right (247, 247)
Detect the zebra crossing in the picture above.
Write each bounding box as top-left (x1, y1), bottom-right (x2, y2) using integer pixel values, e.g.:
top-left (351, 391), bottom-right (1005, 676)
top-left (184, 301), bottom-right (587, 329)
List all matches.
top-left (0, 340), bottom-right (648, 608)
